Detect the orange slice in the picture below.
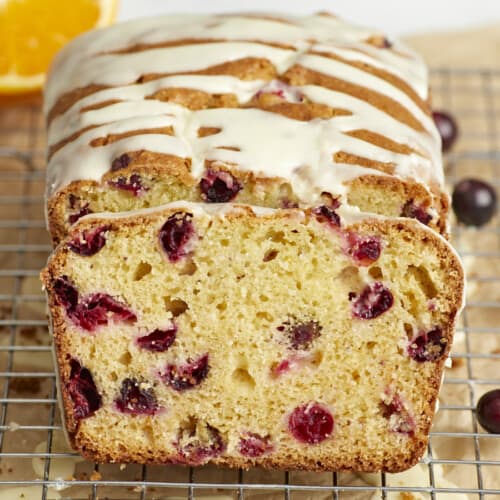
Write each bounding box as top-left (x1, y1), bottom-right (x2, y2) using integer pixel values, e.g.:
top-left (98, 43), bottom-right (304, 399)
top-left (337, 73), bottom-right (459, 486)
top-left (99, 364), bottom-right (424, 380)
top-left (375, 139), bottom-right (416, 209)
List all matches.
top-left (0, 0), bottom-right (118, 94)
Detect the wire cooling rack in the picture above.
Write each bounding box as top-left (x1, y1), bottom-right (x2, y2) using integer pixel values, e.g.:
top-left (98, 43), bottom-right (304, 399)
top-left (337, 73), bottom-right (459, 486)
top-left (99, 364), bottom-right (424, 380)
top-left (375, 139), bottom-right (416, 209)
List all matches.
top-left (0, 68), bottom-right (498, 499)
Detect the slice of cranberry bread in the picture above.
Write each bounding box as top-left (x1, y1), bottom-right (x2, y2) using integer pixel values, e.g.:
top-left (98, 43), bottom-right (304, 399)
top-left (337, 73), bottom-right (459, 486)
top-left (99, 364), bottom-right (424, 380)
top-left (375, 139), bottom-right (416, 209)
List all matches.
top-left (45, 13), bottom-right (446, 245)
top-left (41, 202), bottom-right (464, 471)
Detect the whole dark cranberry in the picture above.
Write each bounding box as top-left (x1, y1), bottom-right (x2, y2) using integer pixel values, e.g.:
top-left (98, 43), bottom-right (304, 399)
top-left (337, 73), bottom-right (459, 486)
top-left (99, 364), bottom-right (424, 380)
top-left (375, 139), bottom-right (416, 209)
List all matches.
top-left (111, 153), bottom-right (131, 172)
top-left (137, 326), bottom-right (177, 352)
top-left (312, 204), bottom-right (341, 228)
top-left (199, 169), bottom-right (242, 203)
top-left (432, 110), bottom-right (458, 152)
top-left (380, 393), bottom-right (415, 435)
top-left (67, 225), bottom-right (110, 256)
top-left (407, 328), bottom-right (447, 362)
top-left (161, 353), bottom-right (209, 391)
top-left (277, 319), bottom-right (322, 350)
top-left (476, 389), bottom-right (500, 434)
top-left (108, 174), bottom-right (148, 196)
top-left (67, 358), bottom-right (102, 420)
top-left (345, 232), bottom-right (381, 266)
top-left (401, 201), bottom-right (433, 225)
top-left (238, 432), bottom-right (273, 457)
top-left (352, 282), bottom-right (393, 319)
top-left (288, 402), bottom-right (334, 444)
top-left (159, 212), bottom-right (195, 262)
top-left (452, 178), bottom-right (497, 227)
top-left (115, 378), bottom-right (159, 415)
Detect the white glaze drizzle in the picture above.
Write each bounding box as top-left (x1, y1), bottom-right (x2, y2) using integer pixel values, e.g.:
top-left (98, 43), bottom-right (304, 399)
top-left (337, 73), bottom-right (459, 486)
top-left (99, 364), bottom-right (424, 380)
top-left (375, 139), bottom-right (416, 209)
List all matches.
top-left (310, 41), bottom-right (428, 99)
top-left (45, 13), bottom-right (443, 209)
top-left (47, 42), bottom-right (297, 112)
top-left (48, 75), bottom-right (266, 146)
top-left (45, 13), bottom-right (381, 111)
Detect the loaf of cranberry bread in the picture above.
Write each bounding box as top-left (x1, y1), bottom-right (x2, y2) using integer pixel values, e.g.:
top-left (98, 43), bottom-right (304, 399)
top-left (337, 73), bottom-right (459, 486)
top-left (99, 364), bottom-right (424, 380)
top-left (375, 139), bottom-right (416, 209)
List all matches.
top-left (41, 202), bottom-right (464, 471)
top-left (44, 13), bottom-right (447, 245)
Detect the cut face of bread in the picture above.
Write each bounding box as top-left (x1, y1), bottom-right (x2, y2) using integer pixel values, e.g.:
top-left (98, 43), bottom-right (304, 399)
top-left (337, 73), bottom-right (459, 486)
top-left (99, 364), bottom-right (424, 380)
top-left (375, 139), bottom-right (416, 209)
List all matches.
top-left (44, 13), bottom-right (447, 245)
top-left (41, 202), bottom-right (464, 471)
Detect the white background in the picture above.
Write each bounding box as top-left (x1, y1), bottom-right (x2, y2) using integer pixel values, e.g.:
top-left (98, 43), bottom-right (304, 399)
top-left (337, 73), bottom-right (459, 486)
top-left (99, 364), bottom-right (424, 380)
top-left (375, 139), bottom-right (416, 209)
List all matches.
top-left (118, 0), bottom-right (500, 36)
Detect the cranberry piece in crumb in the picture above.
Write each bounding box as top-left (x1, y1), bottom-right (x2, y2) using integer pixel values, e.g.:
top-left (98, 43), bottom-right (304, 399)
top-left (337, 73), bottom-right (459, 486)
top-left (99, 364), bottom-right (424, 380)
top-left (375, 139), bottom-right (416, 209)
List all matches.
top-left (255, 80), bottom-right (304, 102)
top-left (271, 353), bottom-right (319, 378)
top-left (67, 358), bottom-right (102, 420)
top-left (352, 282), bottom-right (393, 320)
top-left (312, 204), bottom-right (341, 228)
top-left (238, 432), bottom-right (273, 457)
top-left (382, 37), bottom-right (393, 49)
top-left (452, 178), bottom-right (497, 227)
top-left (159, 212), bottom-right (195, 262)
top-left (199, 169), bottom-right (242, 203)
top-left (137, 325), bottom-right (177, 352)
top-left (380, 393), bottom-right (415, 435)
top-left (288, 402), bottom-right (334, 444)
top-left (68, 203), bottom-right (92, 224)
top-left (345, 232), bottom-right (381, 266)
top-left (161, 353), bottom-right (209, 391)
top-left (71, 293), bottom-right (137, 332)
top-left (432, 110), bottom-right (458, 152)
top-left (277, 319), bottom-right (322, 350)
top-left (108, 174), bottom-right (148, 196)
top-left (115, 378), bottom-right (159, 415)
top-left (67, 225), bottom-right (110, 256)
top-left (175, 421), bottom-right (225, 464)
top-left (477, 389), bottom-right (500, 434)
top-left (272, 359), bottom-right (291, 377)
top-left (111, 153), bottom-right (131, 172)
top-left (53, 276), bottom-right (79, 312)
top-left (408, 328), bottom-right (447, 362)
top-left (68, 194), bottom-right (79, 209)
top-left (401, 200), bottom-right (432, 225)
top-left (280, 198), bottom-right (299, 209)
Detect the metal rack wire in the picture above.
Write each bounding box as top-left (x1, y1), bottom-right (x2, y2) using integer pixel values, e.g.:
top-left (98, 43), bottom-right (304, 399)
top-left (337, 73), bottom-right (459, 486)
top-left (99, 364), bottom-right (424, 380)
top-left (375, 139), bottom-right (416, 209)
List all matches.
top-left (0, 68), bottom-right (498, 499)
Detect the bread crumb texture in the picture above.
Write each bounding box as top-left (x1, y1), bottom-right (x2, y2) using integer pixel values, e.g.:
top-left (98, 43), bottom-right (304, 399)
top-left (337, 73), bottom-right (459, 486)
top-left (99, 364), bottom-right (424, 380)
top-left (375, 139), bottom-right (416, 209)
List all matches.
top-left (41, 205), bottom-right (463, 471)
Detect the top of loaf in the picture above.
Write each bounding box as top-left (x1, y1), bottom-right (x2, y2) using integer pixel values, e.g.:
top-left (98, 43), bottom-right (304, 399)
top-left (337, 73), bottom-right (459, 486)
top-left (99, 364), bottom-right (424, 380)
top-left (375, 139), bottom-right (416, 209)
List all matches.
top-left (44, 12), bottom-right (442, 202)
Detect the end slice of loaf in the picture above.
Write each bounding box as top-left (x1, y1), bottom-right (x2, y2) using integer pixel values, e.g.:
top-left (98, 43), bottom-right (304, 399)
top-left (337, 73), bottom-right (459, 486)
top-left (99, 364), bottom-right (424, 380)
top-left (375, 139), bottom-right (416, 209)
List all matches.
top-left (41, 202), bottom-right (464, 472)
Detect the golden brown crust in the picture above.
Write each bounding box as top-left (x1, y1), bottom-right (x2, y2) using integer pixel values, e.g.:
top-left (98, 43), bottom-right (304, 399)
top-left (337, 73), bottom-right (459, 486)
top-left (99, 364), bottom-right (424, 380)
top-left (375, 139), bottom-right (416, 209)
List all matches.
top-left (345, 129), bottom-right (421, 156)
top-left (333, 151), bottom-right (395, 174)
top-left (70, 433), bottom-right (426, 473)
top-left (47, 84), bottom-right (108, 124)
top-left (147, 87), bottom-right (239, 110)
top-left (49, 126), bottom-right (175, 159)
top-left (308, 49), bottom-right (430, 115)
